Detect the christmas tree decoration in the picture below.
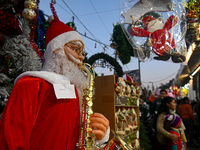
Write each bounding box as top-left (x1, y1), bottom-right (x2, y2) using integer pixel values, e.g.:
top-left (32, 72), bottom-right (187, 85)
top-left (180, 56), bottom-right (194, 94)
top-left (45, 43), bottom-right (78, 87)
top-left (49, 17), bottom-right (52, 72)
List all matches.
top-left (66, 22), bottom-right (77, 31)
top-left (24, 0), bottom-right (37, 10)
top-left (0, 18), bottom-right (42, 99)
top-left (87, 52), bottom-right (124, 77)
top-left (187, 10), bottom-right (199, 29)
top-left (0, 7), bottom-right (23, 36)
top-left (112, 24), bottom-right (135, 65)
top-left (22, 0), bottom-right (37, 21)
top-left (35, 10), bottom-right (46, 54)
top-left (22, 8), bottom-right (36, 21)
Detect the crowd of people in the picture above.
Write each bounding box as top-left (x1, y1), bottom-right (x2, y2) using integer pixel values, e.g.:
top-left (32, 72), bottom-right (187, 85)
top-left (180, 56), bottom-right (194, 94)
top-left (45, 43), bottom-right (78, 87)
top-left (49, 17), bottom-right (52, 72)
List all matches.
top-left (140, 89), bottom-right (200, 150)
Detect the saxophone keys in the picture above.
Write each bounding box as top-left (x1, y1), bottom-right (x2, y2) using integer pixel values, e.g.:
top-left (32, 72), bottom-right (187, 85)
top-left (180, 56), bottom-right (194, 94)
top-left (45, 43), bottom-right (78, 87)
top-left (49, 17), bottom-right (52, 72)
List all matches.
top-left (88, 109), bottom-right (93, 115)
top-left (87, 101), bottom-right (93, 106)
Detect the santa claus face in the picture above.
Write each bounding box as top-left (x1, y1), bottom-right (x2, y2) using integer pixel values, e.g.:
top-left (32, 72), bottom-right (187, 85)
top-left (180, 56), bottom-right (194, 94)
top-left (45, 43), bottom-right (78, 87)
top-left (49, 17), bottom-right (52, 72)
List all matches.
top-left (147, 18), bottom-right (164, 32)
top-left (64, 41), bottom-right (85, 65)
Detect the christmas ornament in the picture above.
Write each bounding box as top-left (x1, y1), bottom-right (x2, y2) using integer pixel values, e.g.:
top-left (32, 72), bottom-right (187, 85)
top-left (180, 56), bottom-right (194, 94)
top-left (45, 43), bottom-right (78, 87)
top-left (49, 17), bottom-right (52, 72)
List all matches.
top-left (0, 8), bottom-right (22, 36)
top-left (24, 0), bottom-right (37, 10)
top-left (187, 10), bottom-right (199, 29)
top-left (22, 8), bottom-right (36, 20)
top-left (22, 0), bottom-right (37, 21)
top-left (130, 12), bottom-right (186, 63)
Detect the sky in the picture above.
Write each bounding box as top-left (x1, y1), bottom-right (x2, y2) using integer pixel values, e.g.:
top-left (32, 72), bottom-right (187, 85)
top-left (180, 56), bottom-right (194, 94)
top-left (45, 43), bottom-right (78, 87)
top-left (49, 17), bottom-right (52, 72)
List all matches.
top-left (38, 0), bottom-right (182, 90)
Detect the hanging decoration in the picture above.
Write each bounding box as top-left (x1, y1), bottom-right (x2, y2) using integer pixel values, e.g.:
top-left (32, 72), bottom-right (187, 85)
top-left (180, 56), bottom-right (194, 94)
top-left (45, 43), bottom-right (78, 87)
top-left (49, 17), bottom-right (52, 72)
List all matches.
top-left (186, 10), bottom-right (199, 29)
top-left (35, 10), bottom-right (46, 54)
top-left (118, 0), bottom-right (187, 63)
top-left (112, 24), bottom-right (135, 65)
top-left (87, 52), bottom-right (124, 77)
top-left (66, 22), bottom-right (77, 31)
top-left (22, 0), bottom-right (37, 21)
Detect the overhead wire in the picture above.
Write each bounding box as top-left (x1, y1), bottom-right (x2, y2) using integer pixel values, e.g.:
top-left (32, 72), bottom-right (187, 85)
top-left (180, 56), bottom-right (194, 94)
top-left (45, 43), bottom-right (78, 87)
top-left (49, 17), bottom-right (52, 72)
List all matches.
top-left (141, 72), bottom-right (176, 84)
top-left (61, 0), bottom-right (109, 50)
top-left (88, 0), bottom-right (111, 34)
top-left (79, 8), bottom-right (121, 17)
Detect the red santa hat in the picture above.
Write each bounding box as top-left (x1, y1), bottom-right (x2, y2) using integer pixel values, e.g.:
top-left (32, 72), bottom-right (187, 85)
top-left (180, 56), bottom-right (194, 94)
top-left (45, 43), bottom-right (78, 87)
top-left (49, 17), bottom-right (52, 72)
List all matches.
top-left (44, 18), bottom-right (84, 62)
top-left (141, 12), bottom-right (162, 31)
top-left (122, 74), bottom-right (133, 83)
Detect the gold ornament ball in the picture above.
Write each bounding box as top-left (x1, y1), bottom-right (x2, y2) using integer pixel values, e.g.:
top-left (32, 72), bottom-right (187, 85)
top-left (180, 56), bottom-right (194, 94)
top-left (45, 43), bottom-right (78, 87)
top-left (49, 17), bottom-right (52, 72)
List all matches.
top-left (24, 0), bottom-right (37, 10)
top-left (22, 8), bottom-right (36, 21)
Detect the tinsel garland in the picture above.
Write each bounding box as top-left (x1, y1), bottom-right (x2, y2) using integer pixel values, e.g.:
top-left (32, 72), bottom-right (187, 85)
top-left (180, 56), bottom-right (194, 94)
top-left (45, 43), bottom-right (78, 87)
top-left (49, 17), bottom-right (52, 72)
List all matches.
top-left (66, 22), bottom-right (77, 31)
top-left (112, 24), bottom-right (135, 65)
top-left (87, 52), bottom-right (123, 77)
top-left (35, 10), bottom-right (46, 54)
top-left (28, 0), bottom-right (44, 60)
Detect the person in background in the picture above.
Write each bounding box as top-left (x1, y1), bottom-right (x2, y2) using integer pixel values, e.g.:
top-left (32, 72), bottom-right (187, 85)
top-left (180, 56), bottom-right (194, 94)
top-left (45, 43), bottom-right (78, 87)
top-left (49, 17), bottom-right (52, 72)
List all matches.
top-left (164, 114), bottom-right (183, 150)
top-left (179, 97), bottom-right (198, 146)
top-left (0, 18), bottom-right (109, 150)
top-left (156, 96), bottom-right (187, 150)
top-left (150, 89), bottom-right (167, 129)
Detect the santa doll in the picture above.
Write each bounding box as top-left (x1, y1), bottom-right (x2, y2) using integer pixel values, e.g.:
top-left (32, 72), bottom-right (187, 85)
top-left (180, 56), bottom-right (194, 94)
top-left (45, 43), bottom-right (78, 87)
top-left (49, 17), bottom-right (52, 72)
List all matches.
top-left (0, 17), bottom-right (110, 149)
top-left (130, 12), bottom-right (185, 63)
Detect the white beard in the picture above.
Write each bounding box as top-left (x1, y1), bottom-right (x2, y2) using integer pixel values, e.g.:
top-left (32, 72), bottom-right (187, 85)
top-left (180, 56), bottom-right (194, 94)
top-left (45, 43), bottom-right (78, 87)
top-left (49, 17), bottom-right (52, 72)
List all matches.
top-left (42, 48), bottom-right (87, 105)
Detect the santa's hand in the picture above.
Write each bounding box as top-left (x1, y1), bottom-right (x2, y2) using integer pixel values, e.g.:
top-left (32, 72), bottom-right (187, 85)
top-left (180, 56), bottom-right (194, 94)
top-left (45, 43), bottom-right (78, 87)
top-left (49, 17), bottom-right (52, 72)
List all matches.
top-left (91, 113), bottom-right (109, 140)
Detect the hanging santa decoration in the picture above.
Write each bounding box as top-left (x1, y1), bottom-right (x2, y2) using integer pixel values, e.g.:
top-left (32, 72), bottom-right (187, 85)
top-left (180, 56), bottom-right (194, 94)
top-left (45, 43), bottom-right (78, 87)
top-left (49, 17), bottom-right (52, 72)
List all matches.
top-left (129, 12), bottom-right (185, 63)
top-left (118, 0), bottom-right (187, 63)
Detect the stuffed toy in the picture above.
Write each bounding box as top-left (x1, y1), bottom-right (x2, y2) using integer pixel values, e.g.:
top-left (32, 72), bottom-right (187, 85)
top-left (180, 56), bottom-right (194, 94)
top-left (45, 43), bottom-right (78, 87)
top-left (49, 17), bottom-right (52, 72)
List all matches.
top-left (130, 12), bottom-right (185, 63)
top-left (115, 77), bottom-right (126, 97)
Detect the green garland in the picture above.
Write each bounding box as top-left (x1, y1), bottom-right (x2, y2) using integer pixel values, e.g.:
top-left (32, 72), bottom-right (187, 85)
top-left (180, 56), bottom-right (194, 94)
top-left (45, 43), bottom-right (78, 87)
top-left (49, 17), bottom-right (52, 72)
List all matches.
top-left (66, 22), bottom-right (77, 31)
top-left (87, 52), bottom-right (123, 77)
top-left (112, 24), bottom-right (135, 64)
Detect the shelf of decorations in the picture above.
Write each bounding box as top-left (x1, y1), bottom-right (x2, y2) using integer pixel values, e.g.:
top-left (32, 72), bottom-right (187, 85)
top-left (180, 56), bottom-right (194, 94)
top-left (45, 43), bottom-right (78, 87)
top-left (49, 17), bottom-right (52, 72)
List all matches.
top-left (93, 75), bottom-right (141, 150)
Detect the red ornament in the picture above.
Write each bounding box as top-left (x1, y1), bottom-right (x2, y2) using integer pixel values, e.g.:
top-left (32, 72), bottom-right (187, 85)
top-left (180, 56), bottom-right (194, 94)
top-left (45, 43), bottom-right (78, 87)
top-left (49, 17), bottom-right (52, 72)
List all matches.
top-left (0, 8), bottom-right (22, 36)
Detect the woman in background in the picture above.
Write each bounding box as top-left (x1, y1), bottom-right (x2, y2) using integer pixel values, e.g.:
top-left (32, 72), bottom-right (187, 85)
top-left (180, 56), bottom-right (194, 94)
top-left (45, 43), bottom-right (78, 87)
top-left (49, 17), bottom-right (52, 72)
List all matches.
top-left (156, 96), bottom-right (187, 150)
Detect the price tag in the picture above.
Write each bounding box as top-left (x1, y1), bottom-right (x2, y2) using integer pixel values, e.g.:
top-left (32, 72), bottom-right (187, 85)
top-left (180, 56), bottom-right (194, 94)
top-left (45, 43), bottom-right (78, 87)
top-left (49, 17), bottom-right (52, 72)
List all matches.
top-left (53, 83), bottom-right (76, 99)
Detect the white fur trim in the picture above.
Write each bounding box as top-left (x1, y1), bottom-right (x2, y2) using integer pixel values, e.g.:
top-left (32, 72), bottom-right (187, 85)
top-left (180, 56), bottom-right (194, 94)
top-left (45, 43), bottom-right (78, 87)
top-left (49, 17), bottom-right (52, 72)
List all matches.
top-left (44, 31), bottom-right (84, 63)
top-left (96, 126), bottom-right (110, 145)
top-left (14, 71), bottom-right (76, 99)
top-left (15, 71), bottom-right (70, 85)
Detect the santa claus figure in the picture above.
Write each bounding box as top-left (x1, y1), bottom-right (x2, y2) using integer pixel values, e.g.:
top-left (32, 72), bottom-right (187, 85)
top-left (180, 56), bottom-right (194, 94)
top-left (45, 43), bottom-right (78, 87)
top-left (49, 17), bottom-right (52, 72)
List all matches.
top-left (130, 12), bottom-right (185, 63)
top-left (0, 17), bottom-right (110, 149)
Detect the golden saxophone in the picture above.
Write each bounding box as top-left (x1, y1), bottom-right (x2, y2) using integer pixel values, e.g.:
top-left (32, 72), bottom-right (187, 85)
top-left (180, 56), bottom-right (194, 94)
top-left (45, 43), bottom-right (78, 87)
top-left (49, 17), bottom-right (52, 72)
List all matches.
top-left (76, 63), bottom-right (131, 150)
top-left (77, 63), bottom-right (96, 150)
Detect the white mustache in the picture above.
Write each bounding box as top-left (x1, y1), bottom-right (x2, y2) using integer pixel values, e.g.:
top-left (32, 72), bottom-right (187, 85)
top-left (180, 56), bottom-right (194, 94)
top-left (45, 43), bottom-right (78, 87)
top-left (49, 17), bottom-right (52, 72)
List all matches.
top-left (68, 54), bottom-right (82, 65)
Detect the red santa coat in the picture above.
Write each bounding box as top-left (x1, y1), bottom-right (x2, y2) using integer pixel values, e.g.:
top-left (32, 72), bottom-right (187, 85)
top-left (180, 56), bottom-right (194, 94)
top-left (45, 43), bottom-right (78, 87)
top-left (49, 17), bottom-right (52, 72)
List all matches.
top-left (0, 76), bottom-right (80, 150)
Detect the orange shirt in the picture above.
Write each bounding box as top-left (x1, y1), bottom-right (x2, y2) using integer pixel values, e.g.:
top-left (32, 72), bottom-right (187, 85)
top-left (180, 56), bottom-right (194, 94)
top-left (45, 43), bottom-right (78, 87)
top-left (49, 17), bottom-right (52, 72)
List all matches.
top-left (179, 104), bottom-right (194, 121)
